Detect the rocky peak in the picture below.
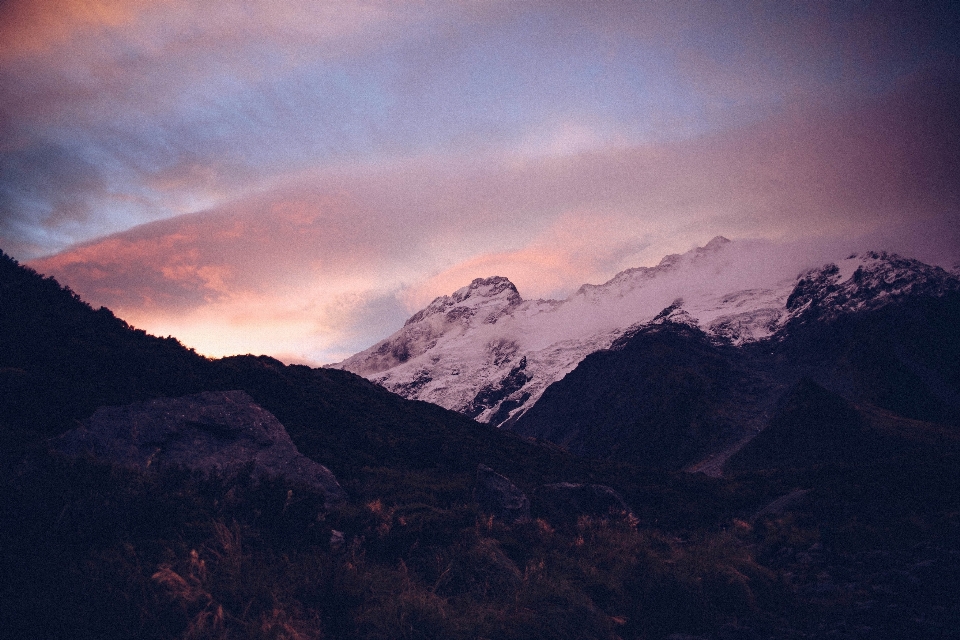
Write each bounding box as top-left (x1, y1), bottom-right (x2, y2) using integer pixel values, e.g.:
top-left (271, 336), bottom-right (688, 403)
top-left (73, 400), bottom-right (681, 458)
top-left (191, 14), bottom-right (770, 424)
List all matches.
top-left (405, 276), bottom-right (521, 327)
top-left (703, 235), bottom-right (732, 251)
top-left (453, 276), bottom-right (521, 303)
top-left (650, 298), bottom-right (699, 328)
top-left (340, 277), bottom-right (523, 377)
top-left (785, 252), bottom-right (960, 321)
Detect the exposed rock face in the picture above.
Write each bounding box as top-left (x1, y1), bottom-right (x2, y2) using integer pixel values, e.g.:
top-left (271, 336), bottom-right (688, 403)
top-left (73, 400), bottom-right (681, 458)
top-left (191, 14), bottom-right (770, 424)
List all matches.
top-left (473, 464), bottom-right (530, 524)
top-left (465, 356), bottom-right (530, 420)
top-left (784, 252), bottom-right (960, 324)
top-left (532, 483), bottom-right (635, 526)
top-left (53, 390), bottom-right (346, 507)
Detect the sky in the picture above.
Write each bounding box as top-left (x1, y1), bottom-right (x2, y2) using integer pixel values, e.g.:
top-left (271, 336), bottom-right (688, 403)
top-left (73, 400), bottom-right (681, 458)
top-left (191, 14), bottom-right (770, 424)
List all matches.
top-left (2, 0), bottom-right (959, 365)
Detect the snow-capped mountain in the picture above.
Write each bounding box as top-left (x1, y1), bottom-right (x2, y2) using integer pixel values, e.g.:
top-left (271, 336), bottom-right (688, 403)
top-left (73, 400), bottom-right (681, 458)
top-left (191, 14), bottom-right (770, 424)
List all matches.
top-left (334, 238), bottom-right (960, 426)
top-left (783, 251), bottom-right (960, 323)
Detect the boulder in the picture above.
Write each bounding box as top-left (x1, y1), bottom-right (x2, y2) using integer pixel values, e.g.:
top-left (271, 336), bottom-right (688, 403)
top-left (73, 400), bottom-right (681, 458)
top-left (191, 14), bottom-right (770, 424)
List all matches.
top-left (533, 483), bottom-right (635, 526)
top-left (52, 390), bottom-right (345, 507)
top-left (473, 464), bottom-right (530, 524)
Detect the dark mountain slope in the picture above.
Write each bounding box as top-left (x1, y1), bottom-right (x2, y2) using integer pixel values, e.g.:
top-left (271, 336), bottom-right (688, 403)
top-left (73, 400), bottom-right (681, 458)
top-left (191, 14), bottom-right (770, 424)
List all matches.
top-left (728, 377), bottom-right (960, 473)
top-left (0, 250), bottom-right (210, 437)
top-left (510, 285), bottom-right (960, 470)
top-left (0, 249), bottom-right (526, 475)
top-left (770, 292), bottom-right (960, 426)
top-left (201, 354), bottom-right (656, 499)
top-left (509, 322), bottom-right (776, 470)
top-left (726, 378), bottom-right (889, 471)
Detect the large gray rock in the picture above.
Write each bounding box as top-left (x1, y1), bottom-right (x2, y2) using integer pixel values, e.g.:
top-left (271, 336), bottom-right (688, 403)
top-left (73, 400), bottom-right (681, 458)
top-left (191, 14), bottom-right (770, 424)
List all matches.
top-left (473, 464), bottom-right (530, 524)
top-left (53, 390), bottom-right (345, 507)
top-left (533, 483), bottom-right (635, 526)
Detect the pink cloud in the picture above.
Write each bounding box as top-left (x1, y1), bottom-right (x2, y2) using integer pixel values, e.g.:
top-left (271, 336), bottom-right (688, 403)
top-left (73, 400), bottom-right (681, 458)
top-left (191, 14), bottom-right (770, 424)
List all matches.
top-left (29, 66), bottom-right (960, 363)
top-left (402, 211), bottom-right (656, 307)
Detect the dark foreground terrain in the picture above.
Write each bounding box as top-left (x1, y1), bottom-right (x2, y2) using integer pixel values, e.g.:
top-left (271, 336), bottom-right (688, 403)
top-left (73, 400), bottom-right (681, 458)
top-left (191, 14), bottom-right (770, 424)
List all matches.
top-left (2, 250), bottom-right (959, 639)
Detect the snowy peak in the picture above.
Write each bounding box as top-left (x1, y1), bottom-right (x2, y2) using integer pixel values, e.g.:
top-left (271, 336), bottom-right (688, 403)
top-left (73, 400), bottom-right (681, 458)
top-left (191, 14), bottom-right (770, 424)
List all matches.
top-left (455, 275), bottom-right (522, 303)
top-left (650, 298), bottom-right (700, 329)
top-left (339, 276), bottom-right (523, 377)
top-left (784, 252), bottom-right (960, 323)
top-left (576, 236), bottom-right (734, 301)
top-left (702, 235), bottom-right (732, 251)
top-left (405, 276), bottom-right (522, 327)
top-left (657, 235), bottom-right (730, 268)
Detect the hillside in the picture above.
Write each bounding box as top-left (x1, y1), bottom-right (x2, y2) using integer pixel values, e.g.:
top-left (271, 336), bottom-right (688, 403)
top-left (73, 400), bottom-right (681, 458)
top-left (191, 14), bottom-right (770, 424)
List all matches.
top-left (0, 251), bottom-right (690, 497)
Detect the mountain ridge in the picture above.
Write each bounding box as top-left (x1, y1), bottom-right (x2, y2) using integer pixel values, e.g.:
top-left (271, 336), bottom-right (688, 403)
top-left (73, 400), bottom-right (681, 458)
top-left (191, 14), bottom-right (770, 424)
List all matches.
top-left (336, 239), bottom-right (960, 429)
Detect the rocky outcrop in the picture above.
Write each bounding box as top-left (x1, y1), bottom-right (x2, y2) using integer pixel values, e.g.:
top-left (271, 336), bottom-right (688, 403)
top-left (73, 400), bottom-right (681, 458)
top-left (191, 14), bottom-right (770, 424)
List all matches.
top-left (752, 489), bottom-right (811, 522)
top-left (464, 357), bottom-right (530, 419)
top-left (434, 538), bottom-right (522, 600)
top-left (532, 483), bottom-right (635, 526)
top-left (52, 390), bottom-right (346, 507)
top-left (473, 464), bottom-right (530, 524)
top-left (784, 252), bottom-right (960, 324)
top-left (473, 466), bottom-right (638, 527)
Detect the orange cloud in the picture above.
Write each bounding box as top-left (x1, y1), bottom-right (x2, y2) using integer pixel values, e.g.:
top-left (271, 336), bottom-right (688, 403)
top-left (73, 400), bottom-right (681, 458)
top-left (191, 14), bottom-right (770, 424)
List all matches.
top-left (34, 232), bottom-right (233, 309)
top-left (0, 0), bottom-right (141, 60)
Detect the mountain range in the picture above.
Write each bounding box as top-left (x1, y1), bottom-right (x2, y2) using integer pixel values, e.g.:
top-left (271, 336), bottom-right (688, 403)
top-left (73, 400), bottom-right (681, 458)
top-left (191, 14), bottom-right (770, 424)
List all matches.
top-left (336, 238), bottom-right (960, 473)
top-left (3, 240), bottom-right (960, 639)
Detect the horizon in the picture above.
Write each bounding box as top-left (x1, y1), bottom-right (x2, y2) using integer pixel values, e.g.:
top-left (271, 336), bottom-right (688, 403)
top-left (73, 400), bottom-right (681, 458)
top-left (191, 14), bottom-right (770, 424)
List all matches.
top-left (11, 234), bottom-right (960, 370)
top-left (3, 1), bottom-right (958, 364)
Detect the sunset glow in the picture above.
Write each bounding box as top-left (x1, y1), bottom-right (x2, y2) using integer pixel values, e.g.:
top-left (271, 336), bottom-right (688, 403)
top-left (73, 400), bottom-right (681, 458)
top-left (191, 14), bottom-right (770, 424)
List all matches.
top-left (3, 0), bottom-right (958, 364)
